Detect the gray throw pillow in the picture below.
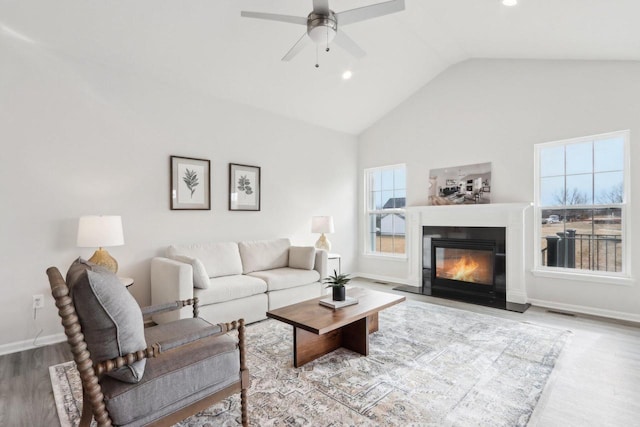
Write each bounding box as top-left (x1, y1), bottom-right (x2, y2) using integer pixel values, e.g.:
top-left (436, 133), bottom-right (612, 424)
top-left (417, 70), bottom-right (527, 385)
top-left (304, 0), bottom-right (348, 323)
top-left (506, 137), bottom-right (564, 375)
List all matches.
top-left (66, 258), bottom-right (146, 383)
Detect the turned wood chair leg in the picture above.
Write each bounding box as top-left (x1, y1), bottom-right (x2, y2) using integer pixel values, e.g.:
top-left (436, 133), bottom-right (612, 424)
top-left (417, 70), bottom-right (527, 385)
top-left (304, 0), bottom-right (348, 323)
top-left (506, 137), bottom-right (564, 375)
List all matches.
top-left (238, 318), bottom-right (249, 427)
top-left (80, 389), bottom-right (93, 427)
top-left (241, 388), bottom-right (248, 427)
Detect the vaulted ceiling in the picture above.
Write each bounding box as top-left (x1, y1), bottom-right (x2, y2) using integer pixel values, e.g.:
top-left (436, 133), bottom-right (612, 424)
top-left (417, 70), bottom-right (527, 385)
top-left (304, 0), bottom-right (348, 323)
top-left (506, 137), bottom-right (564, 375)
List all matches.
top-left (2, 0), bottom-right (640, 134)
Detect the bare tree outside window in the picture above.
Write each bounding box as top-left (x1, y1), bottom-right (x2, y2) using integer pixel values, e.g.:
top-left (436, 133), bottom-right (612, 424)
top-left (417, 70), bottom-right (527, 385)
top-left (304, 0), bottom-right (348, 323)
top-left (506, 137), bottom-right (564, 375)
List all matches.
top-left (553, 188), bottom-right (589, 206)
top-left (596, 182), bottom-right (623, 204)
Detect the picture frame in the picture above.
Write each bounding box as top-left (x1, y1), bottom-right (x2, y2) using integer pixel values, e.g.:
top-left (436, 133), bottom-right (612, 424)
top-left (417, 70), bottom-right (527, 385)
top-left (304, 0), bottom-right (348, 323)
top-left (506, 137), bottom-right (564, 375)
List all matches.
top-left (428, 162), bottom-right (492, 206)
top-left (170, 156), bottom-right (211, 210)
top-left (229, 163), bottom-right (261, 211)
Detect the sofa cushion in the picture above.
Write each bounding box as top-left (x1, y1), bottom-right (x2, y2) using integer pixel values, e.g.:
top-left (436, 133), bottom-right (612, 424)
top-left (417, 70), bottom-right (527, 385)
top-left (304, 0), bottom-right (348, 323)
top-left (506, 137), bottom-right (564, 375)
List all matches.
top-left (66, 258), bottom-right (146, 384)
top-left (248, 267), bottom-right (320, 292)
top-left (169, 255), bottom-right (210, 289)
top-left (288, 246), bottom-right (316, 270)
top-left (238, 238), bottom-right (290, 274)
top-left (101, 326), bottom-right (239, 426)
top-left (167, 242), bottom-right (242, 278)
top-left (194, 274), bottom-right (267, 305)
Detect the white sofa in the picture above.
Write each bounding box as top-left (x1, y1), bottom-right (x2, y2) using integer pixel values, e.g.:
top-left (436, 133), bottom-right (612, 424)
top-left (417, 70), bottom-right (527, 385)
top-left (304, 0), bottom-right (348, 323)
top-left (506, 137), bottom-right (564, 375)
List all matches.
top-left (150, 238), bottom-right (327, 325)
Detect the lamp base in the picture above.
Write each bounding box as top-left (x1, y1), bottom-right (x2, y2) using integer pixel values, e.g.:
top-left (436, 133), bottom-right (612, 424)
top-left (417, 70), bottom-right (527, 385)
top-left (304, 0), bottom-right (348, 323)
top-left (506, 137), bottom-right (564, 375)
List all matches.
top-left (88, 248), bottom-right (118, 273)
top-left (315, 233), bottom-right (331, 251)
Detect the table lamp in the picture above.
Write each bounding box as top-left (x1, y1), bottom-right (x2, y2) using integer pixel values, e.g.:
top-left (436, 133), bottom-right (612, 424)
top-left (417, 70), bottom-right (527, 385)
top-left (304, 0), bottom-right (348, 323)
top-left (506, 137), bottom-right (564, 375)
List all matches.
top-left (77, 215), bottom-right (124, 273)
top-left (311, 216), bottom-right (334, 251)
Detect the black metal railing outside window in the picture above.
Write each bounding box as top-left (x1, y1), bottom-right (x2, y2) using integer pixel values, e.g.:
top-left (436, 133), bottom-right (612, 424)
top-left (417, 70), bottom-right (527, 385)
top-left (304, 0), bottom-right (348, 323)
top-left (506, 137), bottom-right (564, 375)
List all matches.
top-left (541, 232), bottom-right (622, 272)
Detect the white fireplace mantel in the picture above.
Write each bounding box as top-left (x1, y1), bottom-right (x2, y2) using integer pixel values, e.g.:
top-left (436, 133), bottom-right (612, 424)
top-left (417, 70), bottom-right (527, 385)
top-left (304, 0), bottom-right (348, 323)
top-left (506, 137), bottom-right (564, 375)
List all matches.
top-left (406, 203), bottom-right (532, 304)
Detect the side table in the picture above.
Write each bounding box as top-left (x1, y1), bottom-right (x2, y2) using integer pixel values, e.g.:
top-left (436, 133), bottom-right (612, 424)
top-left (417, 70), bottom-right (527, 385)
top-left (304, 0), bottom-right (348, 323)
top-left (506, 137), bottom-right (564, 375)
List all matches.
top-left (327, 253), bottom-right (341, 274)
top-left (119, 277), bottom-right (134, 288)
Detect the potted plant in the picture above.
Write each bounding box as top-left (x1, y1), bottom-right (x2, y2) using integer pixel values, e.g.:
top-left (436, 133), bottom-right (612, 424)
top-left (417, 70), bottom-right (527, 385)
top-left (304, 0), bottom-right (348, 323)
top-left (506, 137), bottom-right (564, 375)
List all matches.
top-left (323, 269), bottom-right (351, 301)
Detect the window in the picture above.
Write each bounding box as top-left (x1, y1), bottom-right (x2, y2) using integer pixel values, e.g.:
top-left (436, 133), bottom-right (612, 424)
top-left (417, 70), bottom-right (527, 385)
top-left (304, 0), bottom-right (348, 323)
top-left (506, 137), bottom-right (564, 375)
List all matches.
top-left (365, 165), bottom-right (406, 256)
top-left (534, 130), bottom-right (629, 277)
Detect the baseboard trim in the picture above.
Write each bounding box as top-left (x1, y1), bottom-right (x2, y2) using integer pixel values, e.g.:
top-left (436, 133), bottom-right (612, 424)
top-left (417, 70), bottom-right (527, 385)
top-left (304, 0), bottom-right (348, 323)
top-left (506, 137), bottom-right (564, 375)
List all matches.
top-left (506, 290), bottom-right (528, 305)
top-left (353, 272), bottom-right (410, 286)
top-left (528, 298), bottom-right (640, 324)
top-left (0, 333), bottom-right (67, 356)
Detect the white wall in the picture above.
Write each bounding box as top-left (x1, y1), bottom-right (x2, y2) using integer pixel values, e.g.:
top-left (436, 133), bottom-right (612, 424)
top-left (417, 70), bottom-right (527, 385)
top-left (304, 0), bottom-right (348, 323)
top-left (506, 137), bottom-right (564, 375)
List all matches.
top-left (0, 35), bottom-right (357, 352)
top-left (358, 59), bottom-right (640, 320)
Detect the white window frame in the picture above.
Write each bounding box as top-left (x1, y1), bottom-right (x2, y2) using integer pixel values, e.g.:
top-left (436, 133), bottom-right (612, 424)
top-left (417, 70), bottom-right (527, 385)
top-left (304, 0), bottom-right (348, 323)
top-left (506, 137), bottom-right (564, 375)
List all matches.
top-left (363, 164), bottom-right (407, 259)
top-left (532, 130), bottom-right (632, 285)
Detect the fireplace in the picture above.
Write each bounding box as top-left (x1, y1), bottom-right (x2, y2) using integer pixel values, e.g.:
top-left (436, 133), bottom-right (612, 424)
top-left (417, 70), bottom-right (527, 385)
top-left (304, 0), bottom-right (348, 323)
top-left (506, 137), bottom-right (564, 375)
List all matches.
top-left (395, 204), bottom-right (530, 313)
top-left (422, 226), bottom-right (507, 308)
top-left (431, 238), bottom-right (497, 295)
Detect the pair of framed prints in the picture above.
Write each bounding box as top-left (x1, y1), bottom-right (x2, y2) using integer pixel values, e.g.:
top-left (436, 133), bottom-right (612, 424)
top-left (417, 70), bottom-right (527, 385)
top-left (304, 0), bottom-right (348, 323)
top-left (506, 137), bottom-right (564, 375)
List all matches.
top-left (170, 156), bottom-right (260, 211)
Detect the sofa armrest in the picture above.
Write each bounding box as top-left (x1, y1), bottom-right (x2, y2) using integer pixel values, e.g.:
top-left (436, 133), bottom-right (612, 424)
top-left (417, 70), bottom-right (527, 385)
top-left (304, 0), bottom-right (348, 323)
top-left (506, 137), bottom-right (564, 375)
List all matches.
top-left (314, 250), bottom-right (328, 281)
top-left (150, 257), bottom-right (195, 324)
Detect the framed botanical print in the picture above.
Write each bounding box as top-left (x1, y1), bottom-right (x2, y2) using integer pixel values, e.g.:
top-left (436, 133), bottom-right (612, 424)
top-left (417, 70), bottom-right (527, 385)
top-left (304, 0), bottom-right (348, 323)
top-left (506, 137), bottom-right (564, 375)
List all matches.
top-left (170, 156), bottom-right (211, 210)
top-left (229, 163), bottom-right (261, 211)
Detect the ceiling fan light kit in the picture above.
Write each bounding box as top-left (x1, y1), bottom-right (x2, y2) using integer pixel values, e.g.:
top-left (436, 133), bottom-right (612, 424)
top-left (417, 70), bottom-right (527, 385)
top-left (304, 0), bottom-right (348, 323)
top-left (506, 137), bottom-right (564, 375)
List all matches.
top-left (241, 0), bottom-right (405, 68)
top-left (307, 12), bottom-right (337, 44)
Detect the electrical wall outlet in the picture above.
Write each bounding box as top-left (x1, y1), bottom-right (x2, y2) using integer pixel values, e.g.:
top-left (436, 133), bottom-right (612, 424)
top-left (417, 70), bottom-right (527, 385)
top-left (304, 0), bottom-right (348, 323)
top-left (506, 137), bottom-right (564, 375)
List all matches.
top-left (33, 294), bottom-right (44, 309)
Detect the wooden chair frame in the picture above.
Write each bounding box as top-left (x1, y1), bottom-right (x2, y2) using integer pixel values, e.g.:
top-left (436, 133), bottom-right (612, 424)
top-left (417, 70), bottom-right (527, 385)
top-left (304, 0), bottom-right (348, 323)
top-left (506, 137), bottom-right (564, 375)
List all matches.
top-left (47, 267), bottom-right (249, 427)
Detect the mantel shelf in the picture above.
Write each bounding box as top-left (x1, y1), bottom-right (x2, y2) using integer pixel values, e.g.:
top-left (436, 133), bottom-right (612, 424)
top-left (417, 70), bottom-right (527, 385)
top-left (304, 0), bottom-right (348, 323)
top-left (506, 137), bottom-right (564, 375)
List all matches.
top-left (407, 202), bottom-right (532, 212)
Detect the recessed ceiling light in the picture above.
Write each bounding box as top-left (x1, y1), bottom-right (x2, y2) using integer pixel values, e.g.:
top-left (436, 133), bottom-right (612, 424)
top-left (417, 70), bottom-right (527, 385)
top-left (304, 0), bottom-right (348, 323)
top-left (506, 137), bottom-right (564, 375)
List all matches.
top-left (502, 0), bottom-right (518, 6)
top-left (342, 70), bottom-right (353, 80)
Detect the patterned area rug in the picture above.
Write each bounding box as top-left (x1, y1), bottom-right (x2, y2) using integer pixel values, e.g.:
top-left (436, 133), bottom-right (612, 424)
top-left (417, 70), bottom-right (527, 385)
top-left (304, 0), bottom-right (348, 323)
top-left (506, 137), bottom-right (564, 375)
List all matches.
top-left (50, 300), bottom-right (569, 426)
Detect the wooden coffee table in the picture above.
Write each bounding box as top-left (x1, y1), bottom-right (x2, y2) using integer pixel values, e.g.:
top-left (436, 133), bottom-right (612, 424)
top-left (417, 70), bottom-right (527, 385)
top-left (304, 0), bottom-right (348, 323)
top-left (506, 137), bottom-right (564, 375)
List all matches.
top-left (266, 287), bottom-right (405, 367)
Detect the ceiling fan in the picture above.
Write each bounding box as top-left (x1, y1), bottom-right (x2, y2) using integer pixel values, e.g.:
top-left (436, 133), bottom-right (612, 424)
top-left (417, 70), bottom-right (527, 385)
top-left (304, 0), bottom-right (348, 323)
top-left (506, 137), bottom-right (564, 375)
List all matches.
top-left (241, 0), bottom-right (405, 66)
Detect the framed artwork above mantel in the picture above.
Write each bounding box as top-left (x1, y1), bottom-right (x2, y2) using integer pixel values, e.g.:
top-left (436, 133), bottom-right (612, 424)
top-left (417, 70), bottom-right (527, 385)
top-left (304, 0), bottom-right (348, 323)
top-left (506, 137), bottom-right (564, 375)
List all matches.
top-left (427, 162), bottom-right (492, 206)
top-left (229, 163), bottom-right (261, 211)
top-left (170, 156), bottom-right (211, 210)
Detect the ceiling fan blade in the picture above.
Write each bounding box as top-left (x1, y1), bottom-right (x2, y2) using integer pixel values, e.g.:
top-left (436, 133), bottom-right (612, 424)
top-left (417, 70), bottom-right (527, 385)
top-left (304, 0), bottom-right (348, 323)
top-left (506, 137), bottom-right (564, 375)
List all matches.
top-left (337, 0), bottom-right (405, 26)
top-left (312, 0), bottom-right (330, 15)
top-left (241, 11), bottom-right (307, 26)
top-left (282, 32), bottom-right (311, 61)
top-left (333, 30), bottom-right (366, 58)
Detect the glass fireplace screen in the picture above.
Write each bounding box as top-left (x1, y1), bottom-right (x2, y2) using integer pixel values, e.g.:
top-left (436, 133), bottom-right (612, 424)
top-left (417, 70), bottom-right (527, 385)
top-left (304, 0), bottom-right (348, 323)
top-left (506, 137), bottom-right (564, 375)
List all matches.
top-left (434, 247), bottom-right (494, 285)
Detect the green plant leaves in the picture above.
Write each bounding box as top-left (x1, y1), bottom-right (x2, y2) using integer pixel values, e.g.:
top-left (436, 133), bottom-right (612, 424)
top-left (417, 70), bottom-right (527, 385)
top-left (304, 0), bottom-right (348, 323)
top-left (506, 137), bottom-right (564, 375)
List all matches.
top-left (323, 269), bottom-right (351, 287)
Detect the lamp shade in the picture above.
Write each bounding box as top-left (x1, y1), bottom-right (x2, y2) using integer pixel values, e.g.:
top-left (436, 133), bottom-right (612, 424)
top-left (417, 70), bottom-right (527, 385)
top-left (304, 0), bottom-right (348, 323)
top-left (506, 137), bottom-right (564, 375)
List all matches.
top-left (77, 216), bottom-right (124, 248)
top-left (311, 216), bottom-right (334, 234)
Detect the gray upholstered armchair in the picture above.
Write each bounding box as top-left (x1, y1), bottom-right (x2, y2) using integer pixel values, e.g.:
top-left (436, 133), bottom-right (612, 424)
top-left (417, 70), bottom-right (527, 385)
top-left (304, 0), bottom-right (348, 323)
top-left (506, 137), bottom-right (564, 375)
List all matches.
top-left (47, 259), bottom-right (249, 427)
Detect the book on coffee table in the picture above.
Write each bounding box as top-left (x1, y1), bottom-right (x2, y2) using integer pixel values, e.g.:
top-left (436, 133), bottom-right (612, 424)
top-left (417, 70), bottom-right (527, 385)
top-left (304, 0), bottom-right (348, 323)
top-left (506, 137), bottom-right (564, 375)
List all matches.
top-left (319, 296), bottom-right (359, 309)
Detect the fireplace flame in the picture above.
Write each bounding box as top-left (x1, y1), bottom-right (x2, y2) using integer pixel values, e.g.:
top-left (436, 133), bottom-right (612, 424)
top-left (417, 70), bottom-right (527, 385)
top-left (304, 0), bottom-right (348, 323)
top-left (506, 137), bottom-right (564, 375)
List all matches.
top-left (446, 256), bottom-right (479, 283)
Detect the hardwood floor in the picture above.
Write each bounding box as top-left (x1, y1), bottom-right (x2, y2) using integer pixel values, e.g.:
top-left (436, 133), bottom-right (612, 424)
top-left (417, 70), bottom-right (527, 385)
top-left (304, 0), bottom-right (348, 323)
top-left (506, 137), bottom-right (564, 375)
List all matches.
top-left (0, 340), bottom-right (71, 426)
top-left (1, 278), bottom-right (639, 426)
